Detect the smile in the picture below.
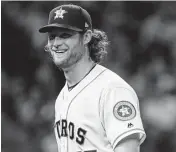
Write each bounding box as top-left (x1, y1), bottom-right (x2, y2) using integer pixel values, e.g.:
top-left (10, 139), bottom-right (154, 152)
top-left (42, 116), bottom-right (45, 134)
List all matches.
top-left (55, 49), bottom-right (67, 53)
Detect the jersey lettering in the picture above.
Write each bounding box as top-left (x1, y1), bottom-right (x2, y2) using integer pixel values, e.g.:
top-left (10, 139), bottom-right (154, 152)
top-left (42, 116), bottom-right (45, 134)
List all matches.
top-left (76, 128), bottom-right (87, 145)
top-left (55, 119), bottom-right (87, 145)
top-left (56, 120), bottom-right (61, 138)
top-left (69, 122), bottom-right (74, 139)
top-left (61, 119), bottom-right (67, 137)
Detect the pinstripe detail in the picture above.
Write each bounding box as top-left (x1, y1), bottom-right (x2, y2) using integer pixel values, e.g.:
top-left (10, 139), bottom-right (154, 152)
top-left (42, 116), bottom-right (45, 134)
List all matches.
top-left (66, 68), bottom-right (107, 119)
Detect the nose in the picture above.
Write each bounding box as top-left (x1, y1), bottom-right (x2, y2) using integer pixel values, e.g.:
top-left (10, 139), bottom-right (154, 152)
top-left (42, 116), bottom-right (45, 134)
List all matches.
top-left (52, 37), bottom-right (63, 49)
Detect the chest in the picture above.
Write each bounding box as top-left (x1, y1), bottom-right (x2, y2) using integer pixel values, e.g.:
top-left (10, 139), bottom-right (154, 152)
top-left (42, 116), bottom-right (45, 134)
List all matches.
top-left (55, 87), bottom-right (102, 124)
top-left (54, 87), bottom-right (105, 150)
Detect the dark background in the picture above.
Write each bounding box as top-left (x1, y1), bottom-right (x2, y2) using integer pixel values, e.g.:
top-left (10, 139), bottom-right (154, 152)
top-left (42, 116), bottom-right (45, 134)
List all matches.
top-left (1, 1), bottom-right (176, 152)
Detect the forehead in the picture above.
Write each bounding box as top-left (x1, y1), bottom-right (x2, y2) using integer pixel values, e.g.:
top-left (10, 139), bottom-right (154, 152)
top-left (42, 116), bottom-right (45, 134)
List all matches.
top-left (48, 28), bottom-right (77, 34)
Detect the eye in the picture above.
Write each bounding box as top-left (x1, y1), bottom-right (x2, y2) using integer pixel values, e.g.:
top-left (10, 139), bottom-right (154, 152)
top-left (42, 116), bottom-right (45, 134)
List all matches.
top-left (60, 33), bottom-right (73, 39)
top-left (48, 34), bottom-right (56, 40)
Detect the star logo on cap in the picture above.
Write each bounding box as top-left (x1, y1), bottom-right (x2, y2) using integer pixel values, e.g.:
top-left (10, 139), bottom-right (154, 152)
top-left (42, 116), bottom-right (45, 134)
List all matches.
top-left (54, 7), bottom-right (67, 19)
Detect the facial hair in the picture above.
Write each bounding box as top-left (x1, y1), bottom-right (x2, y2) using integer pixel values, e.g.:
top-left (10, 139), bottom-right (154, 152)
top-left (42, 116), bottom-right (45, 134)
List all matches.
top-left (50, 43), bottom-right (85, 69)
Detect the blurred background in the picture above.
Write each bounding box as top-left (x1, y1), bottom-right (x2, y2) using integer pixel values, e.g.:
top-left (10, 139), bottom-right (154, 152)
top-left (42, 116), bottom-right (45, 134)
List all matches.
top-left (1, 1), bottom-right (176, 152)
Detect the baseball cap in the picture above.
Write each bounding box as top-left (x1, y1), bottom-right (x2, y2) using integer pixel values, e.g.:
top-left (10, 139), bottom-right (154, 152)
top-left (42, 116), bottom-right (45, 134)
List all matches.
top-left (39, 4), bottom-right (92, 33)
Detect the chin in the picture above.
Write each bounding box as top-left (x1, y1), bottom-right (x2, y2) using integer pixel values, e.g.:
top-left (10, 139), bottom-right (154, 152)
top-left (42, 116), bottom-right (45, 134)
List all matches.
top-left (53, 56), bottom-right (66, 65)
top-left (54, 60), bottom-right (69, 69)
top-left (53, 55), bottom-right (81, 69)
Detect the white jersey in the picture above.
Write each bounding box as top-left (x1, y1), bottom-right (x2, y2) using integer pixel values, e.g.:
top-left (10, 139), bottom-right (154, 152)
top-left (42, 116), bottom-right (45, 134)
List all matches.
top-left (54, 64), bottom-right (146, 152)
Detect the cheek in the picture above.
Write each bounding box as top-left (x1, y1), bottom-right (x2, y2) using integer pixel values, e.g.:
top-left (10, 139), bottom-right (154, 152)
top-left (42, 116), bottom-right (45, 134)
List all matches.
top-left (68, 38), bottom-right (83, 51)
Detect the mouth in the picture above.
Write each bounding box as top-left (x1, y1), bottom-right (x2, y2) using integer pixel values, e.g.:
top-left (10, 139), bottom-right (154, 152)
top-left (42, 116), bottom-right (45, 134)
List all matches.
top-left (55, 49), bottom-right (67, 53)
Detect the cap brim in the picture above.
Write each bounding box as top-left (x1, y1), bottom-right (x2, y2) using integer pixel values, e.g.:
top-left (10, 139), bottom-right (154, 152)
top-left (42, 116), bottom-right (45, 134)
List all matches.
top-left (39, 23), bottom-right (83, 33)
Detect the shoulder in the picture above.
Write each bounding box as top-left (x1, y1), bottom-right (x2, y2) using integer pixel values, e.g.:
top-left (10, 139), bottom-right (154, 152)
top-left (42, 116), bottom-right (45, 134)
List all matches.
top-left (55, 83), bottom-right (66, 104)
top-left (97, 64), bottom-right (136, 94)
top-left (97, 65), bottom-right (139, 110)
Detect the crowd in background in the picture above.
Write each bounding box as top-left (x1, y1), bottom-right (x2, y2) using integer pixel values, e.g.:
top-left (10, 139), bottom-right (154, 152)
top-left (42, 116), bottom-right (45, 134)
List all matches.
top-left (1, 1), bottom-right (176, 152)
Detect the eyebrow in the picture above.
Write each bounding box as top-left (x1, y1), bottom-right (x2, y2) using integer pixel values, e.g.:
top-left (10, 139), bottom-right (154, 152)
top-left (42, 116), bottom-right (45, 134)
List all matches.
top-left (51, 31), bottom-right (78, 35)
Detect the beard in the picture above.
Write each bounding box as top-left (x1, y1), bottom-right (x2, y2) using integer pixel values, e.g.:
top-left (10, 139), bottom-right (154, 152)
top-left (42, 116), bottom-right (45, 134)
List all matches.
top-left (50, 47), bottom-right (84, 69)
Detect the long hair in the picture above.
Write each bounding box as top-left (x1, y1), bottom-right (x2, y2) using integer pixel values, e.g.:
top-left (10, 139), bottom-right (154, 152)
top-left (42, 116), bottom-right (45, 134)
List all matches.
top-left (44, 28), bottom-right (110, 63)
top-left (88, 29), bottom-right (110, 63)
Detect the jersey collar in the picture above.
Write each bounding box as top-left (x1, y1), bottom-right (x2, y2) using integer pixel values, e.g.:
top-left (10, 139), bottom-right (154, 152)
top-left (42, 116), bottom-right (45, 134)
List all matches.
top-left (63, 64), bottom-right (107, 101)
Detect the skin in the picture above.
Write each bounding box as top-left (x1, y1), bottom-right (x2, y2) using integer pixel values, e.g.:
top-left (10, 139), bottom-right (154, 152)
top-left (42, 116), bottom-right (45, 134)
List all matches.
top-left (47, 28), bottom-right (95, 87)
top-left (47, 28), bottom-right (140, 152)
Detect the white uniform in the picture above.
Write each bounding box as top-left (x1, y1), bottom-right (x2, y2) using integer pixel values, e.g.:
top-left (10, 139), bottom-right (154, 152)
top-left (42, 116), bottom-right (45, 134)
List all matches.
top-left (54, 64), bottom-right (146, 152)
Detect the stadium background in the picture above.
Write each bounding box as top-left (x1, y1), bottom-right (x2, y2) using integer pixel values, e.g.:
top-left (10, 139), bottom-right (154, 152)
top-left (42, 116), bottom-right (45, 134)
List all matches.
top-left (1, 1), bottom-right (176, 152)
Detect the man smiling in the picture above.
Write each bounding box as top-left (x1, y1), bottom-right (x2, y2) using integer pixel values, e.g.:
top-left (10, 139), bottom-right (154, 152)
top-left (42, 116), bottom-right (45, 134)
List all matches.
top-left (39, 4), bottom-right (146, 152)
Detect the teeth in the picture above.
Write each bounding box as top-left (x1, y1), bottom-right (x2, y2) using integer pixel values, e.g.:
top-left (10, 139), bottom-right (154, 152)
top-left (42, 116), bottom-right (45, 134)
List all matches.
top-left (56, 50), bottom-right (66, 53)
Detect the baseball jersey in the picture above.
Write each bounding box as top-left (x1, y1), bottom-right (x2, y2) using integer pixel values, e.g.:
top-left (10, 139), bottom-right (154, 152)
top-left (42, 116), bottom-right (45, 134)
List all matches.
top-left (54, 64), bottom-right (146, 152)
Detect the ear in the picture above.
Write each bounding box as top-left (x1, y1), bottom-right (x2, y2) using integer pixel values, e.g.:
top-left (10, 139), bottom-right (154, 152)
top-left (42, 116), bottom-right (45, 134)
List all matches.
top-left (83, 30), bottom-right (92, 45)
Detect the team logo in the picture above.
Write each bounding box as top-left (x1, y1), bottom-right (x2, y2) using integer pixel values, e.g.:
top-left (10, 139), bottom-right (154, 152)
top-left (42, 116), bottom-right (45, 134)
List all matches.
top-left (54, 7), bottom-right (67, 19)
top-left (113, 101), bottom-right (136, 121)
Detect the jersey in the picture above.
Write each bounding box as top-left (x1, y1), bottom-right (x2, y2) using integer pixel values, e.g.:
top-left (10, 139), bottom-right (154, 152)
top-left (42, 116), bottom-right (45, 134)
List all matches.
top-left (54, 64), bottom-right (146, 152)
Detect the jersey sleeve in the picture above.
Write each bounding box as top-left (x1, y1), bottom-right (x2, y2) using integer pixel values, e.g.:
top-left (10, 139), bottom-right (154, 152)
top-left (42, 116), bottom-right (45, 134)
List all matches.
top-left (100, 86), bottom-right (146, 149)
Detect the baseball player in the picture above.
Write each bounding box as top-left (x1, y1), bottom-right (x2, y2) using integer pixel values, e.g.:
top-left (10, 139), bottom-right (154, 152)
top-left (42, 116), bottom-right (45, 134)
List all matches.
top-left (39, 4), bottom-right (146, 152)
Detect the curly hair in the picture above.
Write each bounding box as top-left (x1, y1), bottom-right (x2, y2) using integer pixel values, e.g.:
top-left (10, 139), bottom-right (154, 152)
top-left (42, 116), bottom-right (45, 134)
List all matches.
top-left (44, 28), bottom-right (110, 63)
top-left (88, 29), bottom-right (110, 63)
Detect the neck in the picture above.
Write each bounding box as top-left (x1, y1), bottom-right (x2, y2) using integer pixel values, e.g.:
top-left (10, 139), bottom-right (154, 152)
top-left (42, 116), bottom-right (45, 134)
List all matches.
top-left (62, 57), bottom-right (96, 87)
